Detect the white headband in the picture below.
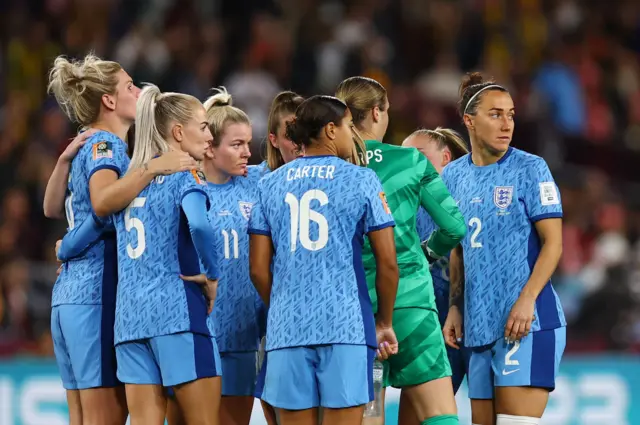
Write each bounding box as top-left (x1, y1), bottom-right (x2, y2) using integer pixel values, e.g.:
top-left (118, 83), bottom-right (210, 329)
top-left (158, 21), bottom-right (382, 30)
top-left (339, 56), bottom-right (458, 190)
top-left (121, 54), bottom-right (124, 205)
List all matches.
top-left (463, 84), bottom-right (505, 115)
top-left (430, 130), bottom-right (445, 138)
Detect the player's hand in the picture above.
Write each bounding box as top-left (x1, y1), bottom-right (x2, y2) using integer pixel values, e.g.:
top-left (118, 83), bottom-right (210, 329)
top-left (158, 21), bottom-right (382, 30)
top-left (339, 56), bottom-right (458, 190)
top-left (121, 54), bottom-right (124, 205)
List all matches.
top-left (180, 274), bottom-right (218, 314)
top-left (60, 129), bottom-right (97, 163)
top-left (375, 323), bottom-right (398, 360)
top-left (149, 150), bottom-right (198, 176)
top-left (443, 305), bottom-right (463, 349)
top-left (505, 292), bottom-right (536, 343)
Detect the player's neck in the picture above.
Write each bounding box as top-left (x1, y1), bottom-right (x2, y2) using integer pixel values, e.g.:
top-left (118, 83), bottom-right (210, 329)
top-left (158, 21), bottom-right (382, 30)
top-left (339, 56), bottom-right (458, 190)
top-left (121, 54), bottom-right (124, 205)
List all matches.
top-left (357, 127), bottom-right (379, 142)
top-left (304, 144), bottom-right (338, 158)
top-left (92, 116), bottom-right (130, 142)
top-left (470, 141), bottom-right (505, 166)
top-left (203, 162), bottom-right (231, 185)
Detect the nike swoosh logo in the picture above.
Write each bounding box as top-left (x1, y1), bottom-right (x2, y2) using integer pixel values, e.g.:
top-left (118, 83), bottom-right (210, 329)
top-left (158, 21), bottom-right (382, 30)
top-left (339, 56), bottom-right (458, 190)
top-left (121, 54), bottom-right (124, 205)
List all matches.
top-left (502, 369), bottom-right (520, 376)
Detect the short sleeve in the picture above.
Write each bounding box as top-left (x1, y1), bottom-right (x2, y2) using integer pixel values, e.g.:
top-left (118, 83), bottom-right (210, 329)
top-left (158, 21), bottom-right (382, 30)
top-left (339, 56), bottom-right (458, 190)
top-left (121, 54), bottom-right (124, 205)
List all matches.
top-left (247, 181), bottom-right (270, 236)
top-left (523, 158), bottom-right (563, 222)
top-left (178, 169), bottom-right (210, 209)
top-left (362, 171), bottom-right (395, 233)
top-left (85, 134), bottom-right (129, 179)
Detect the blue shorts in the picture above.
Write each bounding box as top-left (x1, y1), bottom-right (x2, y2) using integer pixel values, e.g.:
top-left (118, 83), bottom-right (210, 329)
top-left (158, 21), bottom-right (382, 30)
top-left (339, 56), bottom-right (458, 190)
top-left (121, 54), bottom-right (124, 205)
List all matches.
top-left (468, 327), bottom-right (566, 399)
top-left (221, 351), bottom-right (258, 396)
top-left (262, 344), bottom-right (374, 410)
top-left (116, 332), bottom-right (221, 387)
top-left (51, 305), bottom-right (120, 390)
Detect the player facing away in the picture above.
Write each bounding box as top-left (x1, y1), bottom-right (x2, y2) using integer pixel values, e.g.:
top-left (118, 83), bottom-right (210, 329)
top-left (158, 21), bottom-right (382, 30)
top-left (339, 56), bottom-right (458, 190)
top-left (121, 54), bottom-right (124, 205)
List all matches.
top-left (442, 73), bottom-right (566, 425)
top-left (113, 85), bottom-right (221, 425)
top-left (401, 128), bottom-right (472, 422)
top-left (252, 90), bottom-right (306, 425)
top-left (337, 77), bottom-right (466, 425)
top-left (248, 95), bottom-right (400, 425)
top-left (45, 54), bottom-right (195, 425)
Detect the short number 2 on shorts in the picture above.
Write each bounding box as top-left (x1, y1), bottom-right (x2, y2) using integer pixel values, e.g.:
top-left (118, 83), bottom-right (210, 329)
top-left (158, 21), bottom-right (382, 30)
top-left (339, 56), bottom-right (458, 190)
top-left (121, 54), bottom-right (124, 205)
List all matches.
top-left (505, 341), bottom-right (520, 366)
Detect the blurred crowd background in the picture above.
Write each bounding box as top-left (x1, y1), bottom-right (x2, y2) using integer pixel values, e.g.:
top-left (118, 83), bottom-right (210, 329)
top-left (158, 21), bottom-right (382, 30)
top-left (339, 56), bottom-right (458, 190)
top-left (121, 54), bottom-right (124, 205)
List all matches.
top-left (1, 0), bottom-right (640, 358)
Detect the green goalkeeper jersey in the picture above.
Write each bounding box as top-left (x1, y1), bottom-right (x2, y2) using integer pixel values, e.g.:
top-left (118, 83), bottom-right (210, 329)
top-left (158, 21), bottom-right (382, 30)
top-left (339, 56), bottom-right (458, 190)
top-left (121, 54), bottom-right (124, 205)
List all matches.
top-left (363, 140), bottom-right (466, 311)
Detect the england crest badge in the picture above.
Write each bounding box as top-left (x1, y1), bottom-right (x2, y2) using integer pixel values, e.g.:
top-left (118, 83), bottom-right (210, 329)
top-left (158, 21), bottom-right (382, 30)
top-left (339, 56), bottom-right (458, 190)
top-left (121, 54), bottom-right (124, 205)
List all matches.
top-left (239, 201), bottom-right (253, 220)
top-left (493, 186), bottom-right (513, 209)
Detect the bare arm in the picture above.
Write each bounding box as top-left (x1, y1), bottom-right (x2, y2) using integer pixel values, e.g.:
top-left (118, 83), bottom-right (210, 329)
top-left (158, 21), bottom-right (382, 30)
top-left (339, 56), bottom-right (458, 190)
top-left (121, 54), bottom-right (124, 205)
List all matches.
top-left (249, 234), bottom-right (274, 306)
top-left (90, 151), bottom-right (197, 217)
top-left (448, 244), bottom-right (464, 309)
top-left (521, 218), bottom-right (563, 299)
top-left (368, 226), bottom-right (399, 327)
top-left (504, 218), bottom-right (563, 342)
top-left (43, 130), bottom-right (96, 218)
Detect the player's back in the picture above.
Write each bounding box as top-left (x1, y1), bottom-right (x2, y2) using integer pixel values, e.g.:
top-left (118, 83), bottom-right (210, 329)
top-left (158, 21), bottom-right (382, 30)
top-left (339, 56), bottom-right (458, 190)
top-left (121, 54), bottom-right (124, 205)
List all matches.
top-left (207, 165), bottom-right (262, 352)
top-left (442, 147), bottom-right (566, 347)
top-left (114, 170), bottom-right (210, 344)
top-left (252, 156), bottom-right (383, 351)
top-left (362, 140), bottom-right (434, 310)
top-left (53, 131), bottom-right (129, 307)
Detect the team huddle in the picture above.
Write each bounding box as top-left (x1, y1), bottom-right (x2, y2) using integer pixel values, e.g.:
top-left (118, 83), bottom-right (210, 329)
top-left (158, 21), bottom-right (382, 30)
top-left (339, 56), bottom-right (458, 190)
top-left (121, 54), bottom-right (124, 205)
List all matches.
top-left (44, 53), bottom-right (566, 425)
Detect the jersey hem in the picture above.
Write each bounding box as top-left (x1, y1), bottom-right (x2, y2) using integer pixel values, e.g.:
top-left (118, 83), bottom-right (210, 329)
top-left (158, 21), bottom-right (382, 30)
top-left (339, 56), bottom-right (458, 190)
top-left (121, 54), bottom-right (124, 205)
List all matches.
top-left (265, 341), bottom-right (375, 352)
top-left (466, 322), bottom-right (566, 348)
top-left (114, 328), bottom-right (212, 346)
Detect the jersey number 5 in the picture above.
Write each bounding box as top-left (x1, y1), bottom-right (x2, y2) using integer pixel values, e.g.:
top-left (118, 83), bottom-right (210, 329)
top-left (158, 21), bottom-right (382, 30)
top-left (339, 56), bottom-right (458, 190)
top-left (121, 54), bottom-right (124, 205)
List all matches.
top-left (125, 197), bottom-right (147, 259)
top-left (285, 190), bottom-right (329, 252)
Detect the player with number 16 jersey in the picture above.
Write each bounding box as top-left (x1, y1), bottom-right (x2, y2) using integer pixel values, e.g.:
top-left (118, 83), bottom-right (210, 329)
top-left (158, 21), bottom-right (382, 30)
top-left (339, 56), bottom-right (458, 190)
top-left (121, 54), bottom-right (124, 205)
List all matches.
top-left (248, 95), bottom-right (398, 415)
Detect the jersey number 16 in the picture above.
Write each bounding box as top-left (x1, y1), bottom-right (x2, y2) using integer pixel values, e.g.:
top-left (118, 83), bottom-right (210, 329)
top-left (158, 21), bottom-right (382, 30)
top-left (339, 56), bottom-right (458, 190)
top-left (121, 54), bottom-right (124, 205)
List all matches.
top-left (285, 190), bottom-right (329, 252)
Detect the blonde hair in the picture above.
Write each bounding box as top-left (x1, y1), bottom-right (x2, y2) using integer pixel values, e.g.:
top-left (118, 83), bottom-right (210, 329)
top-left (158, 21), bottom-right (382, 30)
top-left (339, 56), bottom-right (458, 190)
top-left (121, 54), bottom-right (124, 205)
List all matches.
top-left (130, 84), bottom-right (201, 170)
top-left (336, 76), bottom-right (387, 167)
top-left (266, 91), bottom-right (304, 171)
top-left (336, 76), bottom-right (387, 128)
top-left (203, 87), bottom-right (251, 146)
top-left (48, 53), bottom-right (122, 127)
top-left (408, 127), bottom-right (469, 160)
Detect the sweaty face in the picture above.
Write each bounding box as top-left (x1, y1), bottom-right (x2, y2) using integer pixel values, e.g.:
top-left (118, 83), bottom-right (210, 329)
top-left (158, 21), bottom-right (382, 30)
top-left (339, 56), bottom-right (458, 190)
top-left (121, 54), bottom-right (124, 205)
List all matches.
top-left (180, 105), bottom-right (212, 161)
top-left (114, 69), bottom-right (140, 123)
top-left (271, 113), bottom-right (302, 164)
top-left (402, 135), bottom-right (446, 174)
top-left (468, 90), bottom-right (514, 155)
top-left (334, 108), bottom-right (355, 159)
top-left (208, 123), bottom-right (252, 176)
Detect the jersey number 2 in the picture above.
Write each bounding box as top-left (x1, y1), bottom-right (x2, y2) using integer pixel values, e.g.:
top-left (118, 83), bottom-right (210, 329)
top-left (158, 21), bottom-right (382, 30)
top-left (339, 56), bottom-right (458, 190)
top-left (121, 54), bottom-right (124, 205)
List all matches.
top-left (125, 197), bottom-right (147, 259)
top-left (469, 217), bottom-right (483, 248)
top-left (285, 190), bottom-right (329, 252)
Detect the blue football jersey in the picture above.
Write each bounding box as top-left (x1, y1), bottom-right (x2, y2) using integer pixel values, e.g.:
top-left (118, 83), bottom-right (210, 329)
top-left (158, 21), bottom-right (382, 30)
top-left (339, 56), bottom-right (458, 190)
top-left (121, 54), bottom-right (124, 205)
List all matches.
top-left (441, 147), bottom-right (566, 347)
top-left (248, 156), bottom-right (395, 351)
top-left (114, 170), bottom-right (213, 344)
top-left (415, 207), bottom-right (450, 320)
top-left (207, 166), bottom-right (263, 352)
top-left (52, 131), bottom-right (129, 307)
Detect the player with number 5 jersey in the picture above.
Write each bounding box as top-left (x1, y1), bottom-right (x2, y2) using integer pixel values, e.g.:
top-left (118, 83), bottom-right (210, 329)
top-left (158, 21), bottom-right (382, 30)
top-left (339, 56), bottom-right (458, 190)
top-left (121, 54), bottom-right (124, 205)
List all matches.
top-left (114, 85), bottom-right (222, 425)
top-left (248, 95), bottom-right (399, 425)
top-left (442, 73), bottom-right (566, 425)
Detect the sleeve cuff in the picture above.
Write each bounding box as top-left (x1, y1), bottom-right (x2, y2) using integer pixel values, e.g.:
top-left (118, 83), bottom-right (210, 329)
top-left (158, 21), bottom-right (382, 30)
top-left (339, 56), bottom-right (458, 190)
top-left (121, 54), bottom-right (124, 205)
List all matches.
top-left (88, 164), bottom-right (121, 180)
top-left (531, 212), bottom-right (563, 223)
top-left (248, 228), bottom-right (271, 236)
top-left (366, 221), bottom-right (395, 234)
